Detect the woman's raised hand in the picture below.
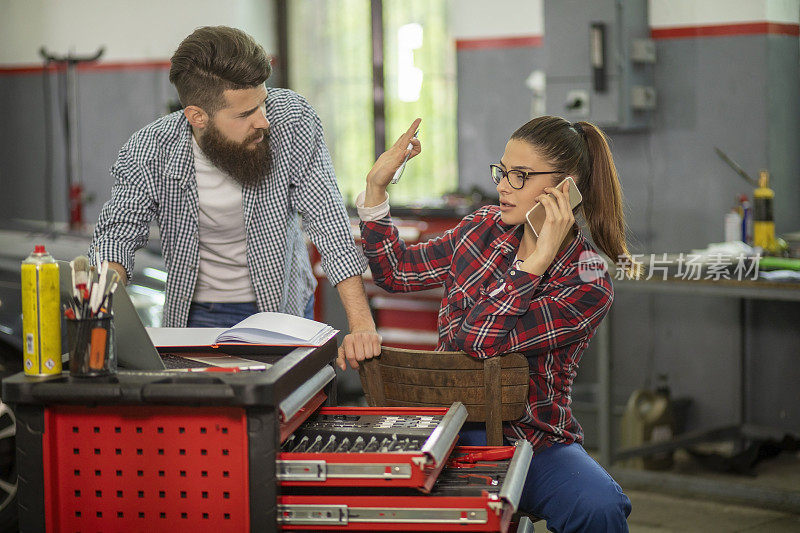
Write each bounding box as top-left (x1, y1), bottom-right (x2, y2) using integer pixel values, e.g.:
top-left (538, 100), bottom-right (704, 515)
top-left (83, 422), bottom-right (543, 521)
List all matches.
top-left (364, 118), bottom-right (422, 206)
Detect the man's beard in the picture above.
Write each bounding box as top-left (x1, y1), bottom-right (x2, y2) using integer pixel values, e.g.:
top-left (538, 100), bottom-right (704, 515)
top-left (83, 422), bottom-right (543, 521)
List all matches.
top-left (197, 121), bottom-right (272, 187)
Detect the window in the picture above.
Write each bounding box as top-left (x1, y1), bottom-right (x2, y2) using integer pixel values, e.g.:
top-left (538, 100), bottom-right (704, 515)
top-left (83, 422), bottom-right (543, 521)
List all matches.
top-left (289, 0), bottom-right (457, 205)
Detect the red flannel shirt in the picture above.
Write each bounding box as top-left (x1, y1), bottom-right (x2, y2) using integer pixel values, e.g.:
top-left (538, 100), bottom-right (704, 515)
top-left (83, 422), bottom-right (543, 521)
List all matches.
top-left (360, 205), bottom-right (614, 448)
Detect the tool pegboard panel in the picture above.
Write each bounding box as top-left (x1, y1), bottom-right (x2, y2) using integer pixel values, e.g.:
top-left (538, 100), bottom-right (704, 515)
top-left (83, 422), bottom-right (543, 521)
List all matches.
top-left (43, 405), bottom-right (251, 532)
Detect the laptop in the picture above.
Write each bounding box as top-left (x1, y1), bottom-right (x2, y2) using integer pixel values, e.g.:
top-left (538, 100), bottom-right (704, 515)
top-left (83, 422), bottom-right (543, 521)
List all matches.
top-left (58, 261), bottom-right (268, 371)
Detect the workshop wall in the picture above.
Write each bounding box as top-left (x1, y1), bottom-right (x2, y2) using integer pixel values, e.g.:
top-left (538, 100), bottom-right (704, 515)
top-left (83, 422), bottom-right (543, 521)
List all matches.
top-left (453, 0), bottom-right (546, 192)
top-left (1, 0), bottom-right (798, 439)
top-left (455, 0), bottom-right (800, 439)
top-left (614, 2), bottom-right (800, 438)
top-left (456, 0), bottom-right (800, 242)
top-left (0, 0), bottom-right (277, 224)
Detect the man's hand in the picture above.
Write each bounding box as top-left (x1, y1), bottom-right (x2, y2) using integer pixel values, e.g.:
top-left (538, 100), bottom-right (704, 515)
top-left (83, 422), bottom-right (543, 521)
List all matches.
top-left (336, 328), bottom-right (382, 371)
top-left (107, 261), bottom-right (129, 286)
top-left (334, 275), bottom-right (382, 370)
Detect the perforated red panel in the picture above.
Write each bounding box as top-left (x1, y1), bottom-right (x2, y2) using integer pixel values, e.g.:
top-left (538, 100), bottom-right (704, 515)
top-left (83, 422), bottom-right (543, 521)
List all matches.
top-left (43, 405), bottom-right (250, 532)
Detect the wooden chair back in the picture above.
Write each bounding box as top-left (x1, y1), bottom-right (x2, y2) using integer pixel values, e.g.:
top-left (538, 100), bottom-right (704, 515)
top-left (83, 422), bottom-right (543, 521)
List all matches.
top-left (358, 346), bottom-right (529, 446)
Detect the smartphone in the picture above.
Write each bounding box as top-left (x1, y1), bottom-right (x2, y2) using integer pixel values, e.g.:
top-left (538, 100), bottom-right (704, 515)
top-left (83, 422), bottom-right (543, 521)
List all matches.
top-left (525, 176), bottom-right (582, 237)
top-left (390, 129), bottom-right (420, 184)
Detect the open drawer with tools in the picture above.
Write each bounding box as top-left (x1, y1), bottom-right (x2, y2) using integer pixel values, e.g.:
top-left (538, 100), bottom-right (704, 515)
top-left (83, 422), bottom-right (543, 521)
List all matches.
top-left (278, 442), bottom-right (533, 532)
top-left (278, 404), bottom-right (468, 492)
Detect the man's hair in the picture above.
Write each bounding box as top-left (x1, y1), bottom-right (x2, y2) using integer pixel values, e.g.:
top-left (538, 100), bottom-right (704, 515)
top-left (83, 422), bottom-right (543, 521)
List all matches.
top-left (169, 26), bottom-right (271, 115)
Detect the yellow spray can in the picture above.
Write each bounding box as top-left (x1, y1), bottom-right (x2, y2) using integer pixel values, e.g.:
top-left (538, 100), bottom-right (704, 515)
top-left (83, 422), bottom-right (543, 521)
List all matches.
top-left (21, 245), bottom-right (62, 375)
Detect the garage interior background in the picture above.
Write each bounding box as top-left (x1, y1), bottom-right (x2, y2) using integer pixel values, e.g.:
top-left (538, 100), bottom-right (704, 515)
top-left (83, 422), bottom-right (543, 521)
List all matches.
top-left (0, 0), bottom-right (799, 445)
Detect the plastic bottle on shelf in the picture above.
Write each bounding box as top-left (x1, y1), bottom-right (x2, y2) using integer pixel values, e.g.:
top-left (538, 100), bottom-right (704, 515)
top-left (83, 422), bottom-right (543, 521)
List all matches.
top-left (724, 209), bottom-right (742, 243)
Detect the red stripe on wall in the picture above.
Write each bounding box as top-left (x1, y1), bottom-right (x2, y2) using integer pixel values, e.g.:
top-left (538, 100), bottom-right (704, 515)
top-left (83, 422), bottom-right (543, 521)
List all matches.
top-left (0, 60), bottom-right (171, 76)
top-left (456, 35), bottom-right (542, 50)
top-left (651, 22), bottom-right (800, 39)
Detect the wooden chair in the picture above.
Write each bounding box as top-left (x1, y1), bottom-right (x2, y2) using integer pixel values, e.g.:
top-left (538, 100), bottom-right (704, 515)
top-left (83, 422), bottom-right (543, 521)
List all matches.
top-left (358, 346), bottom-right (530, 446)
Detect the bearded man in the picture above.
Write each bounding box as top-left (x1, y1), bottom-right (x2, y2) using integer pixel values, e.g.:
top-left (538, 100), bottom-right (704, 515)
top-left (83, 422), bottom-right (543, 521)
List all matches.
top-left (90, 26), bottom-right (380, 365)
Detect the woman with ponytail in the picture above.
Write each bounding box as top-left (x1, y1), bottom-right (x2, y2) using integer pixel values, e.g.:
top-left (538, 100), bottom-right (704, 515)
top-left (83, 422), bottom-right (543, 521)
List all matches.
top-left (344, 116), bottom-right (633, 531)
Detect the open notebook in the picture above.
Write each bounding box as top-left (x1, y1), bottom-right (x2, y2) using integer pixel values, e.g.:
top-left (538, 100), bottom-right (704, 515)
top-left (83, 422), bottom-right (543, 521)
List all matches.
top-left (112, 278), bottom-right (276, 370)
top-left (147, 312), bottom-right (338, 352)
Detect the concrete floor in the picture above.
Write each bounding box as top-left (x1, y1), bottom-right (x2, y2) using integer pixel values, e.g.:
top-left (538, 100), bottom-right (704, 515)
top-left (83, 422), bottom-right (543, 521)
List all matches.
top-left (337, 389), bottom-right (800, 532)
top-left (534, 448), bottom-right (800, 532)
top-left (623, 490), bottom-right (800, 532)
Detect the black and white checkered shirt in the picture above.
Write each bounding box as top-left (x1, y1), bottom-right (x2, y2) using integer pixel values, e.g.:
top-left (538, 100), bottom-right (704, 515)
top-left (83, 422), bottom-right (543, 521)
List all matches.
top-left (90, 88), bottom-right (366, 327)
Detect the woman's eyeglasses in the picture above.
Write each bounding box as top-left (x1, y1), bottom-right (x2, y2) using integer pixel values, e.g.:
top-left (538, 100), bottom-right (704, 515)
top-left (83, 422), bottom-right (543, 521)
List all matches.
top-left (489, 164), bottom-right (560, 190)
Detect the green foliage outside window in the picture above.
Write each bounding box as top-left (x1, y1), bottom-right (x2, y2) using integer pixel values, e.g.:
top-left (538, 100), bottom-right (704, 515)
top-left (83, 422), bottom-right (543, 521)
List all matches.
top-left (288, 0), bottom-right (374, 205)
top-left (382, 1), bottom-right (457, 205)
top-left (289, 0), bottom-right (457, 206)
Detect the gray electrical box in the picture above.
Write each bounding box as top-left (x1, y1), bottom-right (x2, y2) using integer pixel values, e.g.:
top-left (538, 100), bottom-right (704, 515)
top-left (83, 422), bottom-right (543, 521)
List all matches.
top-left (544, 0), bottom-right (655, 131)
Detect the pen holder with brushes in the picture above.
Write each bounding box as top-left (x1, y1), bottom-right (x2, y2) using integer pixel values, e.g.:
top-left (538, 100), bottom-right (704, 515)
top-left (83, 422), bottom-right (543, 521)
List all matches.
top-left (66, 315), bottom-right (116, 377)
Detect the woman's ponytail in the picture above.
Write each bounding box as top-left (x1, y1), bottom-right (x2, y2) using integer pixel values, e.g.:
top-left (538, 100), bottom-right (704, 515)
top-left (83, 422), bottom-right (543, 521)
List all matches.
top-left (575, 121), bottom-right (640, 278)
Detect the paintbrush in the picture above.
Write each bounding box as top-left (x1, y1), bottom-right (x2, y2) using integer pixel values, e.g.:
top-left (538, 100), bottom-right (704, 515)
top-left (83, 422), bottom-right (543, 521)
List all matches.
top-left (90, 261), bottom-right (108, 315)
top-left (97, 268), bottom-right (119, 315)
top-left (71, 255), bottom-right (90, 304)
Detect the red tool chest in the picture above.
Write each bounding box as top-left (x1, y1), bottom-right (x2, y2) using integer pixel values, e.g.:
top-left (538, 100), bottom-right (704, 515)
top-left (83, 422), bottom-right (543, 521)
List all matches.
top-left (3, 341), bottom-right (336, 532)
top-left (4, 337), bottom-right (535, 532)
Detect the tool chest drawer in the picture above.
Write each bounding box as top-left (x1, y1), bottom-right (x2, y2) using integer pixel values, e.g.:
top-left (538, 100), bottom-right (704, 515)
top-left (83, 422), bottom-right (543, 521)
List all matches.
top-left (278, 442), bottom-right (533, 532)
top-left (278, 404), bottom-right (468, 492)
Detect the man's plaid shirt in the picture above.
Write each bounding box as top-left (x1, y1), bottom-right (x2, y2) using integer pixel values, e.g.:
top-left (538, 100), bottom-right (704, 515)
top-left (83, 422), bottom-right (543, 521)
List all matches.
top-left (360, 205), bottom-right (614, 449)
top-left (90, 88), bottom-right (366, 327)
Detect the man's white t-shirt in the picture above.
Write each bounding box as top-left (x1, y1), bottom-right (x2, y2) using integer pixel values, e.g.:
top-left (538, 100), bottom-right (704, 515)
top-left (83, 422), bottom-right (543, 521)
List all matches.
top-left (191, 136), bottom-right (256, 302)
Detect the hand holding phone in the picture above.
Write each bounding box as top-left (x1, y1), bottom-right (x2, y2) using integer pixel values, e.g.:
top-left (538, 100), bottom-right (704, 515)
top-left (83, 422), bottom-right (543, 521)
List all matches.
top-left (390, 128), bottom-right (420, 184)
top-left (525, 176), bottom-right (582, 237)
